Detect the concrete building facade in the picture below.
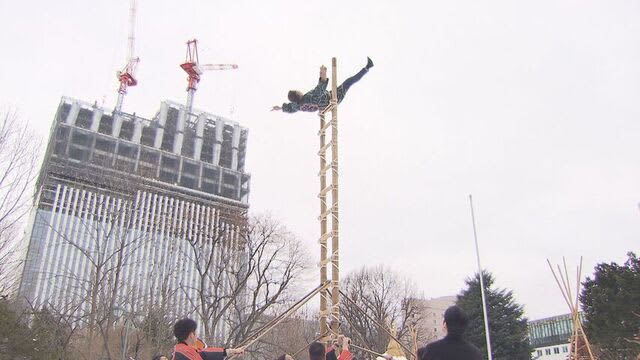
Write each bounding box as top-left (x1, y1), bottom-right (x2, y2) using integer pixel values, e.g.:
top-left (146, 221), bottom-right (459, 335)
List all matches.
top-left (412, 296), bottom-right (457, 344)
top-left (17, 97), bottom-right (250, 337)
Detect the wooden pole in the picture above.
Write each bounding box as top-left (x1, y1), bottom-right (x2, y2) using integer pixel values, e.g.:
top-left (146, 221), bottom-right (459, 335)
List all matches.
top-left (410, 324), bottom-right (418, 360)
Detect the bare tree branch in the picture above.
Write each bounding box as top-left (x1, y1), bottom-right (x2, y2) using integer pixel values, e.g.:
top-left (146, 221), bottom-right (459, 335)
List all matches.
top-left (0, 109), bottom-right (40, 297)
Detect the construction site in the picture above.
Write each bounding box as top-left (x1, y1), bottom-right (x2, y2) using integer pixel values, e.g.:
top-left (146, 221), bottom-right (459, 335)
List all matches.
top-left (12, 0), bottom-right (423, 356)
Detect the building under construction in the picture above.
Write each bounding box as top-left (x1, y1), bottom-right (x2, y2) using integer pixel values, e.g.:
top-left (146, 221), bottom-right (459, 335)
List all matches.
top-left (17, 96), bottom-right (250, 337)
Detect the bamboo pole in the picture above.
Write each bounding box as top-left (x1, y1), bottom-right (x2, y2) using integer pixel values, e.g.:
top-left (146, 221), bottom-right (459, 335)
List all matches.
top-left (547, 258), bottom-right (596, 360)
top-left (410, 324), bottom-right (418, 360)
top-left (319, 108), bottom-right (329, 339)
top-left (547, 260), bottom-right (572, 309)
top-left (329, 57), bottom-right (340, 337)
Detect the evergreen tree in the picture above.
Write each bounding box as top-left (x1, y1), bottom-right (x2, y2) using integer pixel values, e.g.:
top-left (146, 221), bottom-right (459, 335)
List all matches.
top-left (456, 271), bottom-right (531, 360)
top-left (580, 252), bottom-right (640, 359)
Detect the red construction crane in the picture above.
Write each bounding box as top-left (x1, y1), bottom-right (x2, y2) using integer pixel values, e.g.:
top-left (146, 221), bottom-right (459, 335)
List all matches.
top-left (180, 39), bottom-right (238, 115)
top-left (115, 0), bottom-right (139, 113)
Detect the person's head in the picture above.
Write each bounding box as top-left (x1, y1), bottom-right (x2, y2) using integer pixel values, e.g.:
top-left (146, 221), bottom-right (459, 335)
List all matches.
top-left (173, 318), bottom-right (198, 345)
top-left (443, 306), bottom-right (468, 337)
top-left (288, 90), bottom-right (304, 104)
top-left (152, 356), bottom-right (168, 360)
top-left (277, 354), bottom-right (294, 360)
top-left (309, 341), bottom-right (325, 360)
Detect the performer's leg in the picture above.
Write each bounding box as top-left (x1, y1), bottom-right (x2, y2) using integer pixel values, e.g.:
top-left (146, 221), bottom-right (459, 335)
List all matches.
top-left (336, 57), bottom-right (373, 102)
top-left (340, 68), bottom-right (368, 93)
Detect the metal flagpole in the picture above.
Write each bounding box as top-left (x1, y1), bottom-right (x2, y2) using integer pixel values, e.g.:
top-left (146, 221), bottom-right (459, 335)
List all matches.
top-left (469, 194), bottom-right (493, 360)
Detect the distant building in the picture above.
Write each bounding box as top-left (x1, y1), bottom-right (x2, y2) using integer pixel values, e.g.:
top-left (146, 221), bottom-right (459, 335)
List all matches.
top-left (411, 296), bottom-right (456, 344)
top-left (17, 97), bottom-right (250, 339)
top-left (528, 313), bottom-right (580, 359)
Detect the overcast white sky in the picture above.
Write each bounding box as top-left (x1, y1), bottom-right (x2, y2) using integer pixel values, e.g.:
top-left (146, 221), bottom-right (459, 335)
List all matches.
top-left (1, 0), bottom-right (639, 320)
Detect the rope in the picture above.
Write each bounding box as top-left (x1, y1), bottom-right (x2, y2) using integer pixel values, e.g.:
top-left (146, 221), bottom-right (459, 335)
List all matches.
top-left (339, 290), bottom-right (417, 359)
top-left (349, 343), bottom-right (387, 358)
top-left (339, 302), bottom-right (373, 349)
top-left (243, 282), bottom-right (328, 345)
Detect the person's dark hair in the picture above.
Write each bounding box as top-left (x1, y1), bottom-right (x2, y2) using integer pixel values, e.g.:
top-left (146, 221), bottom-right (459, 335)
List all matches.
top-left (443, 305), bottom-right (468, 336)
top-left (288, 90), bottom-right (304, 104)
top-left (173, 318), bottom-right (197, 342)
top-left (309, 341), bottom-right (325, 360)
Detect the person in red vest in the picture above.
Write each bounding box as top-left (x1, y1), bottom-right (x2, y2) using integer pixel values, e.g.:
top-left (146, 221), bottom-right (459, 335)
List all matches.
top-left (171, 318), bottom-right (245, 360)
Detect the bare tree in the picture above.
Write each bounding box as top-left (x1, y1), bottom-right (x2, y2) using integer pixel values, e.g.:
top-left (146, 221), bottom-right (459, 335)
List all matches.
top-left (0, 110), bottom-right (40, 296)
top-left (227, 215), bottom-right (309, 346)
top-left (250, 307), bottom-right (319, 360)
top-left (340, 266), bottom-right (422, 357)
top-left (33, 162), bottom-right (161, 360)
top-left (181, 213), bottom-right (309, 346)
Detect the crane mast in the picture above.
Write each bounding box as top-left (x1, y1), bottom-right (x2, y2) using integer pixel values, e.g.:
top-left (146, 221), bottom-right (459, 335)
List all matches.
top-left (115, 0), bottom-right (139, 114)
top-left (180, 39), bottom-right (238, 116)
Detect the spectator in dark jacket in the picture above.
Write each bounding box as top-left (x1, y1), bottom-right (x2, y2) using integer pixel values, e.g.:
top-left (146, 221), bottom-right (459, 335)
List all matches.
top-left (171, 318), bottom-right (244, 360)
top-left (271, 58), bottom-right (374, 114)
top-left (419, 306), bottom-right (483, 360)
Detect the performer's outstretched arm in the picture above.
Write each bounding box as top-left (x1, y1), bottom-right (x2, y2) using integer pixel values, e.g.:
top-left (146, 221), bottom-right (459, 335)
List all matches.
top-left (310, 65), bottom-right (329, 94)
top-left (283, 102), bottom-right (298, 113)
top-left (271, 103), bottom-right (299, 113)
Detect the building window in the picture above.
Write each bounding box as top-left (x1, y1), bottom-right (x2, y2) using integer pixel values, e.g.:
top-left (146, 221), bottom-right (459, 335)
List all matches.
top-left (562, 346), bottom-right (568, 353)
top-left (545, 349), bottom-right (551, 355)
top-left (554, 347), bottom-right (559, 354)
top-left (537, 350), bottom-right (542, 356)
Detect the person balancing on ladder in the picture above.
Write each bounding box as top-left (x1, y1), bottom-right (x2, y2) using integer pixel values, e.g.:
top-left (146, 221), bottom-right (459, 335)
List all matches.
top-left (271, 57), bottom-right (374, 113)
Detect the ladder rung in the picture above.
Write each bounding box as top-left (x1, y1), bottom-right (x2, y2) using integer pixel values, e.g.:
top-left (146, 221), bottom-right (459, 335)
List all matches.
top-left (318, 206), bottom-right (337, 220)
top-left (321, 120), bottom-right (333, 132)
top-left (319, 103), bottom-right (336, 116)
top-left (319, 185), bottom-right (333, 196)
top-left (318, 258), bottom-right (331, 266)
top-left (318, 141), bottom-right (332, 155)
top-left (318, 162), bottom-right (333, 176)
top-left (319, 231), bottom-right (334, 242)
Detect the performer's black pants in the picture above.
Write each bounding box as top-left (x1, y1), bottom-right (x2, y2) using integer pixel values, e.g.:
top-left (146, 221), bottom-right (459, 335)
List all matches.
top-left (336, 67), bottom-right (368, 103)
